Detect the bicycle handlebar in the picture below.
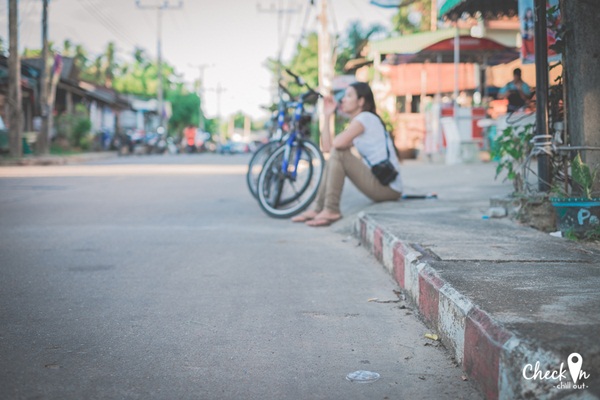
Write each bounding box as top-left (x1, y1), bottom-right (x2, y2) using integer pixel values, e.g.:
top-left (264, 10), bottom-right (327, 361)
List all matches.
top-left (284, 68), bottom-right (321, 100)
top-left (285, 68), bottom-right (303, 85)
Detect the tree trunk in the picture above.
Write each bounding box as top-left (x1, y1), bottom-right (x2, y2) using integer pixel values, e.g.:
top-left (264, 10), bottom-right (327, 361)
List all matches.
top-left (562, 1), bottom-right (600, 177)
top-left (8, 0), bottom-right (23, 157)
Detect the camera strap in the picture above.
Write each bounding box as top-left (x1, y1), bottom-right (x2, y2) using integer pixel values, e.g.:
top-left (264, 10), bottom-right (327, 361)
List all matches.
top-left (359, 129), bottom-right (391, 168)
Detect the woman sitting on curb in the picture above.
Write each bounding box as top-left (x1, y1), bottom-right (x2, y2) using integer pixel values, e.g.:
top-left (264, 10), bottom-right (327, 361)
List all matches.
top-left (291, 81), bottom-right (403, 227)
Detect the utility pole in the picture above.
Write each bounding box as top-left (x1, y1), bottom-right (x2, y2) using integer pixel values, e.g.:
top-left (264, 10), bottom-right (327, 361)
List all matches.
top-left (257, 1), bottom-right (300, 98)
top-left (136, 0), bottom-right (183, 130)
top-left (204, 83), bottom-right (227, 143)
top-left (37, 0), bottom-right (50, 155)
top-left (189, 63), bottom-right (212, 130)
top-left (533, 0), bottom-right (551, 191)
top-left (215, 83), bottom-right (226, 144)
top-left (317, 0), bottom-right (334, 139)
top-left (8, 0), bottom-right (22, 157)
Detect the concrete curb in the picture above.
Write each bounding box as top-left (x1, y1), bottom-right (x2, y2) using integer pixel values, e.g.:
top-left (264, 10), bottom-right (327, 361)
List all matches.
top-left (354, 212), bottom-right (598, 400)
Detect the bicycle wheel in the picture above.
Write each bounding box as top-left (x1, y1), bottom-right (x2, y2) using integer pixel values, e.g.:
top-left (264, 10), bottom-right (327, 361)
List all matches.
top-left (246, 141), bottom-right (281, 199)
top-left (257, 139), bottom-right (324, 218)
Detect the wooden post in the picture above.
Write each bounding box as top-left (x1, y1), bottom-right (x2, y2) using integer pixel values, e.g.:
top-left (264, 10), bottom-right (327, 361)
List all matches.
top-left (317, 0), bottom-right (334, 148)
top-left (8, 0), bottom-right (23, 157)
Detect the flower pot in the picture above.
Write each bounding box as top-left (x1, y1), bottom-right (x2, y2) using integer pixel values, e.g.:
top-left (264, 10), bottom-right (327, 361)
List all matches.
top-left (550, 197), bottom-right (600, 235)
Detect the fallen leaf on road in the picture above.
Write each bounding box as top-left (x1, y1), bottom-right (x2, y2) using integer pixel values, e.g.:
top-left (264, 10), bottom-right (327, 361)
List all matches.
top-left (462, 375), bottom-right (469, 381)
top-left (424, 333), bottom-right (439, 341)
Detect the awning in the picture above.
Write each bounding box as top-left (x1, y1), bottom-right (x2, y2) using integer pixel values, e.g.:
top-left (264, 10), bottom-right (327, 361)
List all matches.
top-left (368, 28), bottom-right (517, 61)
top-left (369, 29), bottom-right (471, 58)
top-left (411, 36), bottom-right (519, 66)
top-left (439, 0), bottom-right (518, 20)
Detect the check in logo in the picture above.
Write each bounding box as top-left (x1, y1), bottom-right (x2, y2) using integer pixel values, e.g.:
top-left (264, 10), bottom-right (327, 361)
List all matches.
top-left (522, 353), bottom-right (591, 390)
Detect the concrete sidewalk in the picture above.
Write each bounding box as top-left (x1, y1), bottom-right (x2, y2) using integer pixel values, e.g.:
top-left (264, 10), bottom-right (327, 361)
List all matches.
top-left (346, 161), bottom-right (600, 400)
top-left (0, 151), bottom-right (118, 166)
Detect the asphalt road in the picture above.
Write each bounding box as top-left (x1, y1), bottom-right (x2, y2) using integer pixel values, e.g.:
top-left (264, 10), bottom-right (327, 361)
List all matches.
top-left (0, 153), bottom-right (480, 400)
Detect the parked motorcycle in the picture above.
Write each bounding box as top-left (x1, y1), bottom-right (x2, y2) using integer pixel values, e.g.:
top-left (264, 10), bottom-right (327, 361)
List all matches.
top-left (145, 127), bottom-right (168, 154)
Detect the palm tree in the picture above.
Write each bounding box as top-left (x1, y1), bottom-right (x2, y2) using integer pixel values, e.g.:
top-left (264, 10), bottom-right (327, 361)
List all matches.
top-left (74, 44), bottom-right (87, 69)
top-left (62, 39), bottom-right (73, 56)
top-left (92, 55), bottom-right (103, 84)
top-left (104, 42), bottom-right (117, 88)
top-left (133, 47), bottom-right (148, 66)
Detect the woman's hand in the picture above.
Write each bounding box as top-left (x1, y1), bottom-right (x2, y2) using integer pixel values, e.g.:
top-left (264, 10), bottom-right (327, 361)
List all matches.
top-left (323, 95), bottom-right (338, 117)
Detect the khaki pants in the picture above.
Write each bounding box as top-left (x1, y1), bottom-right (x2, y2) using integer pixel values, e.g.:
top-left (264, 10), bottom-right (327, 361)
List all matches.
top-left (312, 148), bottom-right (401, 214)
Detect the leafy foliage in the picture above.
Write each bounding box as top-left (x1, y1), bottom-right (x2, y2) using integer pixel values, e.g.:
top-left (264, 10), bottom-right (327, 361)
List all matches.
top-left (168, 93), bottom-right (201, 136)
top-left (392, 0), bottom-right (432, 34)
top-left (54, 104), bottom-right (93, 150)
top-left (335, 21), bottom-right (386, 73)
top-left (571, 154), bottom-right (598, 199)
top-left (492, 124), bottom-right (535, 194)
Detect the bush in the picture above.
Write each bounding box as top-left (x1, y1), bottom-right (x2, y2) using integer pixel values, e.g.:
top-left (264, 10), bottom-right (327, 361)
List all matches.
top-left (73, 118), bottom-right (92, 149)
top-left (55, 104), bottom-right (92, 150)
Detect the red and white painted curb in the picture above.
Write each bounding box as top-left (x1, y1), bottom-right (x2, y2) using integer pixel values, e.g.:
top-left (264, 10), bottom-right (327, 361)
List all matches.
top-left (355, 212), bottom-right (592, 400)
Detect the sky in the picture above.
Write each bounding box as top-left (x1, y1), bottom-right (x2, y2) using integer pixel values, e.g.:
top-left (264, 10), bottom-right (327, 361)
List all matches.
top-left (1, 0), bottom-right (396, 119)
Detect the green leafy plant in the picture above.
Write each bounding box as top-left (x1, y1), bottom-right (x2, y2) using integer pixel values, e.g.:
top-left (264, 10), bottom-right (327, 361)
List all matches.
top-left (563, 225), bottom-right (600, 242)
top-left (492, 124), bottom-right (535, 194)
top-left (571, 154), bottom-right (598, 199)
top-left (552, 153), bottom-right (600, 199)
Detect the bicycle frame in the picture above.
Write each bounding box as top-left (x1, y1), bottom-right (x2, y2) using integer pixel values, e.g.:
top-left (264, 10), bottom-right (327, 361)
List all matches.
top-left (281, 99), bottom-right (310, 180)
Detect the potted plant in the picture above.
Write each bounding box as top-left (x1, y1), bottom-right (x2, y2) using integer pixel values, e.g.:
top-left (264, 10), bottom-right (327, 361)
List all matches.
top-left (550, 153), bottom-right (600, 239)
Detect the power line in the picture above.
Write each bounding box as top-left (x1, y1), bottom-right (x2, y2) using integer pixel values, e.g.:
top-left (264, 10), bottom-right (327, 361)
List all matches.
top-left (257, 2), bottom-right (301, 68)
top-left (77, 0), bottom-right (139, 49)
top-left (19, 0), bottom-right (39, 49)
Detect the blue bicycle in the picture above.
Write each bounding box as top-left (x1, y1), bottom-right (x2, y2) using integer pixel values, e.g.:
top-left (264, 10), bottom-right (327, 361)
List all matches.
top-left (246, 82), bottom-right (294, 199)
top-left (256, 71), bottom-right (325, 218)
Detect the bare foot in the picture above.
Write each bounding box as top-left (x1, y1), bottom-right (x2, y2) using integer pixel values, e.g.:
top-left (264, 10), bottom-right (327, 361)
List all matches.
top-left (291, 210), bottom-right (319, 223)
top-left (305, 210), bottom-right (342, 227)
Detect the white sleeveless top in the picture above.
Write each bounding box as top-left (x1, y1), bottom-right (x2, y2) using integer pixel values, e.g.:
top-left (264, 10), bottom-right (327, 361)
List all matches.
top-left (353, 112), bottom-right (403, 193)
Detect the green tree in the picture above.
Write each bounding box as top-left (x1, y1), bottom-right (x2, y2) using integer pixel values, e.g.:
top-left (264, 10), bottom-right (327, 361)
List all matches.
top-left (104, 42), bottom-right (117, 88)
top-left (92, 55), bottom-right (103, 84)
top-left (62, 39), bottom-right (73, 56)
top-left (203, 117), bottom-right (219, 136)
top-left (335, 21), bottom-right (386, 74)
top-left (268, 32), bottom-right (320, 101)
top-left (232, 112), bottom-right (246, 129)
top-left (113, 47), bottom-right (155, 97)
top-left (167, 92), bottom-right (200, 136)
top-left (392, 0), bottom-right (432, 34)
top-left (74, 44), bottom-right (88, 71)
